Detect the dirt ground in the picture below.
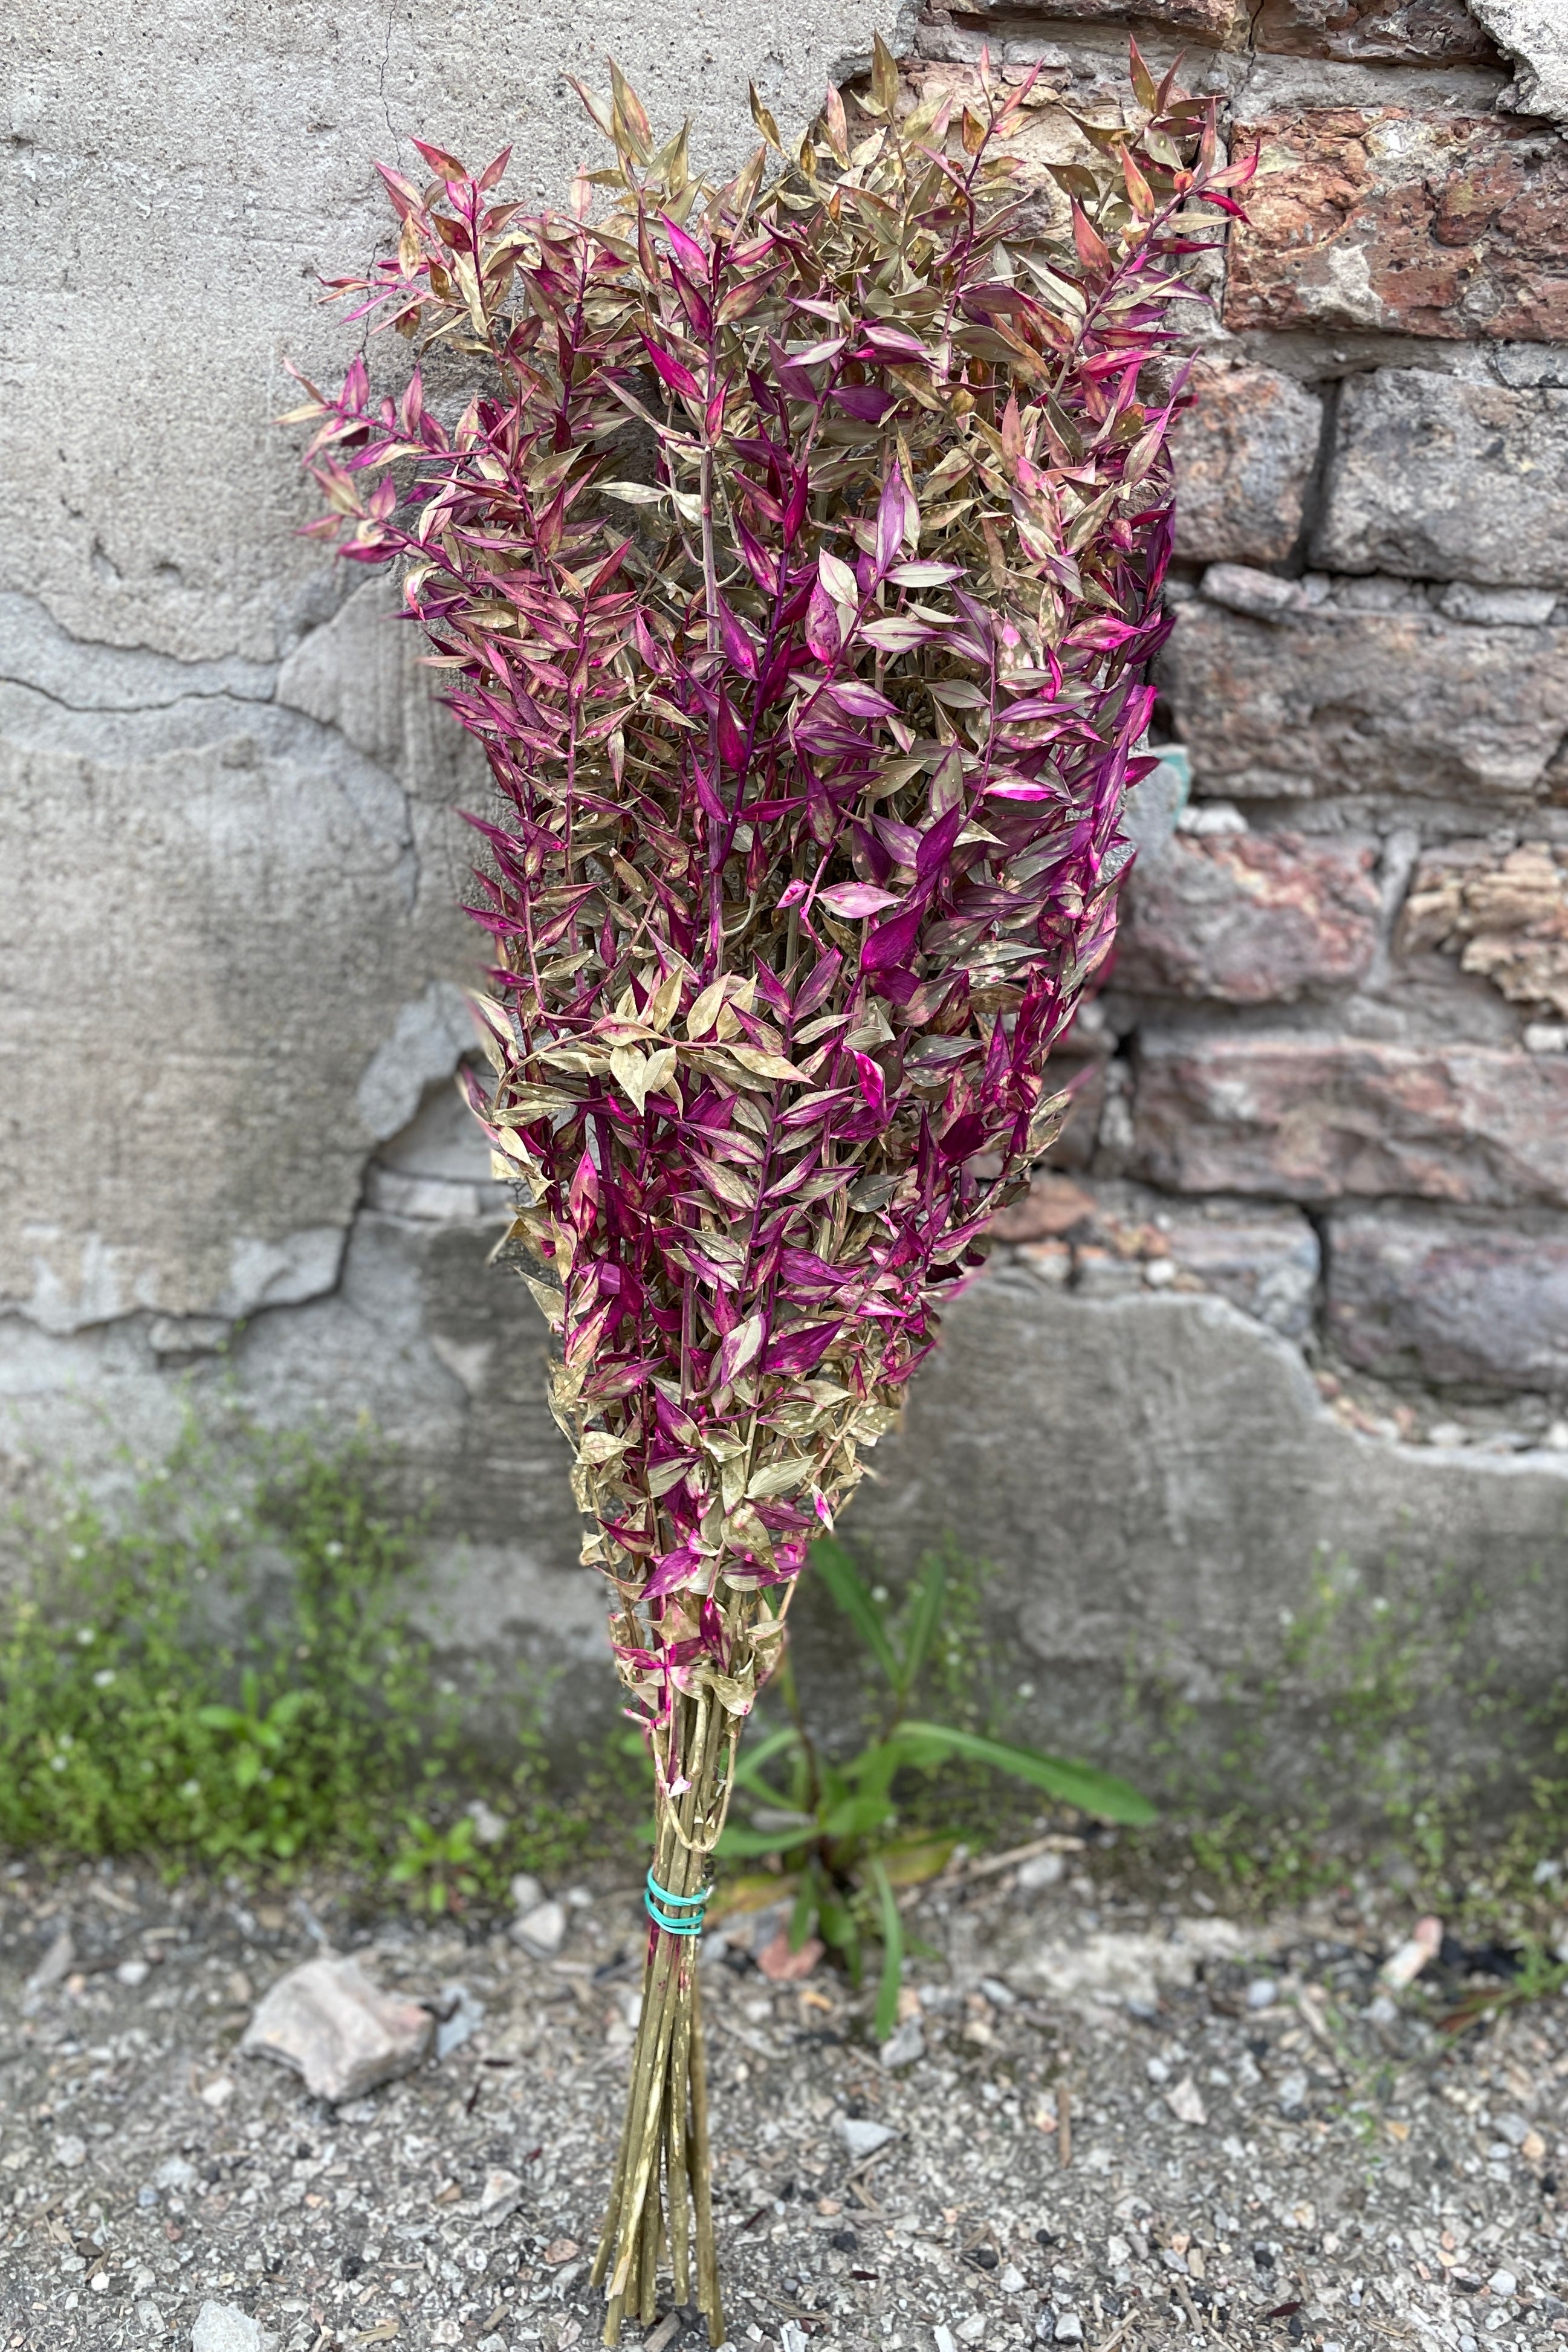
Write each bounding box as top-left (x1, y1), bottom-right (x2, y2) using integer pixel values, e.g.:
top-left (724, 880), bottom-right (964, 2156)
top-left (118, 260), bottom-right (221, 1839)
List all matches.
top-left (2, 1842), bottom-right (1565, 2352)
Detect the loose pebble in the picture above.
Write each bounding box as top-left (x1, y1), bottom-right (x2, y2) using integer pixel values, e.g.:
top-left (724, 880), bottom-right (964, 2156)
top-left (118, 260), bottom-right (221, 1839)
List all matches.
top-left (240, 1953), bottom-right (434, 2102)
top-left (511, 1898), bottom-right (567, 1958)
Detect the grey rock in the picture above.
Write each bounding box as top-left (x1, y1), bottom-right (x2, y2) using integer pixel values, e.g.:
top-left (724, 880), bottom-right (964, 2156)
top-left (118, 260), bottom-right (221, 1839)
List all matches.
top-left (1466, 0), bottom-right (1568, 127)
top-left (24, 1926), bottom-right (74, 2006)
top-left (1017, 1851), bottom-right (1065, 1892)
top-left (52, 2133), bottom-right (87, 2170)
top-left (507, 1873), bottom-right (545, 1919)
top-left (880, 2018), bottom-right (925, 2069)
top-left (154, 2156), bottom-right (198, 2192)
top-left (1134, 1032), bottom-right (1568, 1209)
top-left (1119, 829), bottom-right (1380, 1006)
top-left (1246, 1977), bottom-right (1279, 2010)
top-left (1437, 583), bottom-right (1560, 627)
top-left (511, 1900), bottom-right (567, 1960)
top-left (433, 1982), bottom-right (485, 2061)
top-left (190, 2305), bottom-right (277, 2352)
top-left (1171, 360), bottom-right (1323, 567)
top-left (479, 2166), bottom-right (526, 2226)
top-left (846, 1274), bottom-right (1568, 1814)
top-left (1328, 1209), bottom-right (1568, 1390)
top-left (1199, 563), bottom-right (1314, 622)
top-left (239, 1954), bottom-right (434, 2104)
top-left (1159, 600), bottom-right (1568, 802)
top-left (1313, 372), bottom-right (1568, 589)
top-left (466, 1798), bottom-right (508, 1846)
top-left (1160, 1202), bottom-right (1321, 1341)
top-left (837, 2117), bottom-right (896, 2158)
top-left (1121, 746), bottom-right (1190, 858)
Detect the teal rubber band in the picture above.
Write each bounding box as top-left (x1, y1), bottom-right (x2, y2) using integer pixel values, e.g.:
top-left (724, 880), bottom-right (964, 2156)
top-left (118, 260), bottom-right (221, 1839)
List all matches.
top-left (645, 1868), bottom-right (711, 1936)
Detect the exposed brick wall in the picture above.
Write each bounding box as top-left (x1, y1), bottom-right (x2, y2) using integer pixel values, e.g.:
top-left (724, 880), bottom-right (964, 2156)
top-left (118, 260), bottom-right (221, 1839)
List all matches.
top-left (910, 0), bottom-right (1568, 1439)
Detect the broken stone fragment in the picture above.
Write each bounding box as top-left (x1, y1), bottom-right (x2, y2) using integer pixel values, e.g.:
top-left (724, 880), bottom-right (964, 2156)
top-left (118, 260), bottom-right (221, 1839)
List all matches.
top-left (239, 1955), bottom-right (433, 2104)
top-left (479, 2166), bottom-right (526, 2227)
top-left (190, 2301), bottom-right (279, 2352)
top-left (511, 1899), bottom-right (566, 1958)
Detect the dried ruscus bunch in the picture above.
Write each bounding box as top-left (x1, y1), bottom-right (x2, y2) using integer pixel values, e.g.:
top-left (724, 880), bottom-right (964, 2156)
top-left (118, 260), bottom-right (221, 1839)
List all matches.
top-left (288, 37), bottom-right (1249, 2340)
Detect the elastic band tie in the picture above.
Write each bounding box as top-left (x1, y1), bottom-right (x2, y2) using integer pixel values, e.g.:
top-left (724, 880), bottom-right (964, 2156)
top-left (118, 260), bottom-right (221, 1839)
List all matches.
top-left (645, 1869), bottom-right (712, 1937)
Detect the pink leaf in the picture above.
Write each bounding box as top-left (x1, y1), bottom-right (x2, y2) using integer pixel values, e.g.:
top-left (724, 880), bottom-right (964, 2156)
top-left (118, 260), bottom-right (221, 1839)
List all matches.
top-left (876, 462), bottom-right (906, 575)
top-left (716, 693), bottom-right (748, 772)
top-left (659, 212), bottom-right (708, 278)
top-left (861, 903), bottom-right (924, 973)
top-left (643, 1546), bottom-right (705, 1599)
top-left (763, 1320), bottom-right (844, 1375)
top-left (832, 384), bottom-right (896, 423)
top-left (853, 1052), bottom-right (887, 1118)
top-left (718, 1310), bottom-right (768, 1388)
top-left (817, 881), bottom-right (900, 918)
top-left (411, 137), bottom-right (469, 182)
top-left (715, 597), bottom-right (758, 679)
top-left (640, 334), bottom-right (703, 403)
top-left (805, 584), bottom-right (841, 661)
top-left (824, 679), bottom-right (895, 719)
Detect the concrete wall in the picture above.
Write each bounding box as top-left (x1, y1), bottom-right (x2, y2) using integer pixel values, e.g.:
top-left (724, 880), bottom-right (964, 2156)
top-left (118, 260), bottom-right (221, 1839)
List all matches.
top-left (4, 0), bottom-right (1566, 1806)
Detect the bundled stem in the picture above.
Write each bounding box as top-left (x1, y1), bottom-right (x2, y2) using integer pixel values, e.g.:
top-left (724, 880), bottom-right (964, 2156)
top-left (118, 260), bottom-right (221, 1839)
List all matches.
top-left (289, 31), bottom-right (1251, 2342)
top-left (592, 1682), bottom-right (739, 2342)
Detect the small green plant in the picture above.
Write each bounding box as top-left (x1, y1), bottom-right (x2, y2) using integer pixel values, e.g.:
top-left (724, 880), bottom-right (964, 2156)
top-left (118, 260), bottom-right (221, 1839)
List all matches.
top-left (719, 1537), bottom-right (1154, 2034)
top-left (0, 1420), bottom-right (577, 1891)
top-left (387, 1810), bottom-right (488, 1914)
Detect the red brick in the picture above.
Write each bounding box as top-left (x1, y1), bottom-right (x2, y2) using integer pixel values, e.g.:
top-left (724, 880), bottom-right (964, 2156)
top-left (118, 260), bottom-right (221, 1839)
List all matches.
top-left (1119, 831), bottom-right (1381, 1002)
top-left (1159, 600), bottom-right (1568, 803)
top-left (1252, 0), bottom-right (1501, 63)
top-left (1133, 1034), bottom-right (1568, 1207)
top-left (1327, 1210), bottom-right (1568, 1388)
top-left (1225, 110), bottom-right (1568, 342)
top-left (989, 1173), bottom-right (1098, 1243)
top-left (1171, 361), bottom-right (1323, 568)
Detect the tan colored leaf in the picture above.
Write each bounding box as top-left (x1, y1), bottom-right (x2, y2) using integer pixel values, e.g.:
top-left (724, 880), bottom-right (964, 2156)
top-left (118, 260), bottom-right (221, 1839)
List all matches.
top-left (747, 1459), bottom-right (808, 1500)
top-left (727, 1045), bottom-right (803, 1082)
top-left (578, 1430), bottom-right (629, 1465)
top-left (525, 1278), bottom-right (566, 1329)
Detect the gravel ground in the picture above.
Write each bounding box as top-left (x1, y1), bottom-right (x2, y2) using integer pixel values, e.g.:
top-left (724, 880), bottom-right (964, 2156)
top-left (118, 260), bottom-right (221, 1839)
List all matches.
top-left (3, 1844), bottom-right (1567, 2352)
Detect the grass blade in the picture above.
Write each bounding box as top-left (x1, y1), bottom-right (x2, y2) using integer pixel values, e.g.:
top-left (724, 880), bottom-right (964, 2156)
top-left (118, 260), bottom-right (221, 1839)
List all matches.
top-left (812, 1537), bottom-right (899, 1689)
top-left (869, 1856), bottom-right (904, 2041)
top-left (895, 1547), bottom-right (950, 1701)
top-left (894, 1720), bottom-right (1156, 1826)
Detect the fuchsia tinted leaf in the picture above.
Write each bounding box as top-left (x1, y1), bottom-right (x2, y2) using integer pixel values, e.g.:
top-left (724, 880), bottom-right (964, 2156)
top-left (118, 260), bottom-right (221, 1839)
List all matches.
top-left (715, 596), bottom-right (759, 679)
top-left (817, 881), bottom-right (900, 918)
top-left (823, 679), bottom-right (895, 719)
top-left (659, 212), bottom-right (708, 277)
top-left (853, 1052), bottom-right (887, 1118)
top-left (640, 333), bottom-right (702, 401)
top-left (804, 585), bottom-right (842, 660)
top-left (833, 384), bottom-right (898, 422)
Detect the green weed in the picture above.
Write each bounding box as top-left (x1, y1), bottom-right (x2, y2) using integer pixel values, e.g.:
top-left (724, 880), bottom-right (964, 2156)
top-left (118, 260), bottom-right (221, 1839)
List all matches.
top-left (718, 1537), bottom-right (1154, 2035)
top-left (0, 1421), bottom-right (590, 1899)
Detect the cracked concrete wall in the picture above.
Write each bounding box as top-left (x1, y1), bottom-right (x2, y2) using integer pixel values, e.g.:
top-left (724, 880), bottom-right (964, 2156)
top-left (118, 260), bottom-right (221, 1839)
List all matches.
top-left (4, 0), bottom-right (1567, 1806)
